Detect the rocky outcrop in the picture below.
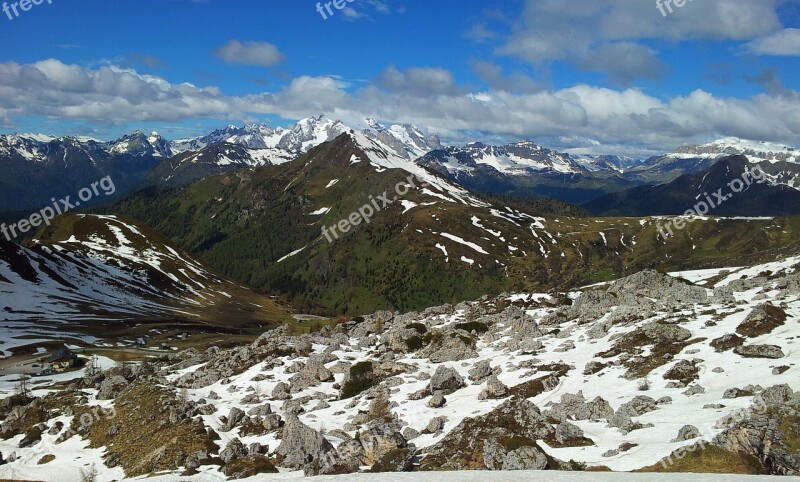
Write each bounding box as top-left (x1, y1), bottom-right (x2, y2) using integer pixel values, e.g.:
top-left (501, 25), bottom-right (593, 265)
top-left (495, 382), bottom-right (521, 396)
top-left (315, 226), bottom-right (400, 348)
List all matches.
top-left (546, 391), bottom-right (614, 422)
top-left (96, 376), bottom-right (128, 400)
top-left (736, 303), bottom-right (786, 338)
top-left (429, 366), bottom-right (466, 395)
top-left (418, 331), bottom-right (477, 362)
top-left (478, 376), bottom-right (509, 400)
top-left (734, 344), bottom-right (785, 359)
top-left (275, 415), bottom-right (335, 469)
top-left (712, 385), bottom-right (800, 475)
top-left (419, 399), bottom-right (558, 471)
top-left (672, 424), bottom-right (701, 442)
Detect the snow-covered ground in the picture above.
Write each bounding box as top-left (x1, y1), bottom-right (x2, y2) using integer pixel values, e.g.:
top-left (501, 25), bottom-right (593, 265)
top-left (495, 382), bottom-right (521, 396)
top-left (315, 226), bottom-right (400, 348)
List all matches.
top-left (1, 254), bottom-right (798, 481)
top-left (137, 471), bottom-right (798, 482)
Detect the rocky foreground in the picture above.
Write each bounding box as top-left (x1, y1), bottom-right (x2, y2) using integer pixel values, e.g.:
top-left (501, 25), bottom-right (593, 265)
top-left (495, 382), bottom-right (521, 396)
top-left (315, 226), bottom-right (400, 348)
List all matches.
top-left (0, 256), bottom-right (799, 480)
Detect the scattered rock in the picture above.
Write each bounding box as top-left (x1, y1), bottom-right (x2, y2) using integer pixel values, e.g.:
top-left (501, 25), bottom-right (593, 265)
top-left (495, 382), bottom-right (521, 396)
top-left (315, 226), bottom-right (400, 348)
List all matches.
top-left (223, 454), bottom-right (279, 479)
top-left (734, 344), bottom-right (785, 359)
top-left (429, 366), bottom-right (466, 395)
top-left (478, 376), bottom-right (509, 400)
top-left (428, 392), bottom-right (446, 408)
top-left (736, 303), bottom-right (786, 338)
top-left (275, 415), bottom-right (335, 469)
top-left (220, 438), bottom-right (248, 464)
top-left (672, 425), bottom-right (701, 442)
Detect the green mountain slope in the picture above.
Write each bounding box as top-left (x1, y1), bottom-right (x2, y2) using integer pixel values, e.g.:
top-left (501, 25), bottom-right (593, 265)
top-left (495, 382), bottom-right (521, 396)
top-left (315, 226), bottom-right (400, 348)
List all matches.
top-left (104, 134), bottom-right (800, 315)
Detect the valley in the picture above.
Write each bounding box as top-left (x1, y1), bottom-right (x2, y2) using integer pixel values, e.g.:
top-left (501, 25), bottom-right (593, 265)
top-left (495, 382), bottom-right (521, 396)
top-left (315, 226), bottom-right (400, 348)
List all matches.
top-left (3, 2), bottom-right (800, 480)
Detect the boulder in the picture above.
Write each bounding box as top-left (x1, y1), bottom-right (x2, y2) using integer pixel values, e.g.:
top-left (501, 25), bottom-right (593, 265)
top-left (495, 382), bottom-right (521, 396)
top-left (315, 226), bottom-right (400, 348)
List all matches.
top-left (427, 392), bottom-right (446, 408)
top-left (502, 445), bottom-right (548, 470)
top-left (220, 438), bottom-right (248, 464)
top-left (734, 345), bottom-right (785, 359)
top-left (671, 425), bottom-right (701, 442)
top-left (96, 375), bottom-right (128, 400)
top-left (221, 407), bottom-right (246, 432)
top-left (275, 415), bottom-right (335, 469)
top-left (429, 366), bottom-right (466, 395)
top-left (478, 376), bottom-right (509, 400)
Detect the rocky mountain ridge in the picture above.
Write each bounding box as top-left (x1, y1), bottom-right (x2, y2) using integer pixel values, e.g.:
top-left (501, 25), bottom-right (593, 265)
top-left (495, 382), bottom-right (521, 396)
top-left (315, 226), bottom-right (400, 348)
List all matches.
top-left (0, 252), bottom-right (797, 479)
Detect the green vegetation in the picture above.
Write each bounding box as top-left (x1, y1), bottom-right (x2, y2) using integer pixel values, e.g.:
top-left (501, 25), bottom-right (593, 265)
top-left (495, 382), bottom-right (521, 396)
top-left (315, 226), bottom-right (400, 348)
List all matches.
top-left (340, 361), bottom-right (376, 399)
top-left (98, 136), bottom-right (800, 316)
top-left (638, 444), bottom-right (763, 474)
top-left (455, 321), bottom-right (489, 334)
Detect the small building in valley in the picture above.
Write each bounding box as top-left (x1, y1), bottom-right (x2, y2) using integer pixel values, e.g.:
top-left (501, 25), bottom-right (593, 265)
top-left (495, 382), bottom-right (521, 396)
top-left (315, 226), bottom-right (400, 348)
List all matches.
top-left (47, 347), bottom-right (78, 372)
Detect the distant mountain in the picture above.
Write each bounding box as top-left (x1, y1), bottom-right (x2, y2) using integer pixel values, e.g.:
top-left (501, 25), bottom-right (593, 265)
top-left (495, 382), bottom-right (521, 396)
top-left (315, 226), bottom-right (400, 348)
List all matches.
top-left (624, 137), bottom-right (800, 185)
top-left (363, 118), bottom-right (443, 159)
top-left (0, 134), bottom-right (162, 212)
top-left (0, 115), bottom-right (441, 211)
top-left (172, 123), bottom-right (280, 151)
top-left (0, 214), bottom-right (286, 339)
top-left (152, 115), bottom-right (446, 187)
top-left (108, 130), bottom-right (174, 158)
top-left (148, 142), bottom-right (294, 187)
top-left (585, 155), bottom-right (800, 216)
top-left (417, 141), bottom-right (643, 204)
top-left (106, 134), bottom-right (800, 315)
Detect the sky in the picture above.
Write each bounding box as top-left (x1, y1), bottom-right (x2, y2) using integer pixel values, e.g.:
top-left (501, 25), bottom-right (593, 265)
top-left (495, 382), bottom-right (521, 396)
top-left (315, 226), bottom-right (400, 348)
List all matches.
top-left (0, 0), bottom-right (799, 157)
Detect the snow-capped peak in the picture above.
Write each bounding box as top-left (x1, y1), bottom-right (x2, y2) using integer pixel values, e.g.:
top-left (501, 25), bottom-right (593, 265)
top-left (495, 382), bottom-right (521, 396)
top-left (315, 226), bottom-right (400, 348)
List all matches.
top-left (674, 137), bottom-right (798, 164)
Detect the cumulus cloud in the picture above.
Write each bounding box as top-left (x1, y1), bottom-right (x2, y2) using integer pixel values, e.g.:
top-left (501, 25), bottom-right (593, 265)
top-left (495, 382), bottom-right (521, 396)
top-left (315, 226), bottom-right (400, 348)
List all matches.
top-left (2, 59), bottom-right (800, 156)
top-left (497, 0), bottom-right (783, 84)
top-left (578, 42), bottom-right (667, 85)
top-left (212, 40), bottom-right (285, 67)
top-left (745, 28), bottom-right (800, 56)
top-left (471, 60), bottom-right (540, 94)
top-left (376, 66), bottom-right (462, 97)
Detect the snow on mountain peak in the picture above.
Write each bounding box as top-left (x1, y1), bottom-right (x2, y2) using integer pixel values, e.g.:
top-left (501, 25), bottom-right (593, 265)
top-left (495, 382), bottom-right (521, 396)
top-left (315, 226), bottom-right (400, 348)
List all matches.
top-left (675, 137), bottom-right (798, 163)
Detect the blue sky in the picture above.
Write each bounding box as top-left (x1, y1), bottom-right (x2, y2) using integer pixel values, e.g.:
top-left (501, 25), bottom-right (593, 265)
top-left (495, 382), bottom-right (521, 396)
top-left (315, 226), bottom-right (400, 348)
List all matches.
top-left (1, 0), bottom-right (799, 155)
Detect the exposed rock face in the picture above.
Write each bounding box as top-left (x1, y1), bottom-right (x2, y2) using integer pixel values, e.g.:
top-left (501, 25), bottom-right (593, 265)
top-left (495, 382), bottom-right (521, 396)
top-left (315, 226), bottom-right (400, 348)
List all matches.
top-left (736, 303), bottom-right (786, 338)
top-left (501, 445), bottom-right (548, 470)
top-left (713, 385), bottom-right (800, 475)
top-left (734, 344), bottom-right (785, 359)
top-left (220, 438), bottom-right (248, 464)
top-left (418, 331), bottom-right (477, 362)
top-left (221, 407), bottom-right (246, 432)
top-left (429, 366), bottom-right (466, 395)
top-left (275, 415), bottom-right (334, 469)
top-left (96, 376), bottom-right (128, 400)
top-left (672, 424), bottom-right (701, 442)
top-left (419, 399), bottom-right (558, 471)
top-left (359, 422), bottom-right (408, 465)
top-left (546, 391), bottom-right (614, 422)
top-left (478, 376), bottom-right (509, 400)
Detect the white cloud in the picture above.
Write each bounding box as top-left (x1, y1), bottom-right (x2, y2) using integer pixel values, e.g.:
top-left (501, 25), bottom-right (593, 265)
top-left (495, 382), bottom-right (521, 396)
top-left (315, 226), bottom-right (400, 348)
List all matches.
top-left (496, 0), bottom-right (784, 84)
top-left (745, 28), bottom-right (800, 56)
top-left (212, 40), bottom-right (285, 67)
top-left (2, 59), bottom-right (800, 156)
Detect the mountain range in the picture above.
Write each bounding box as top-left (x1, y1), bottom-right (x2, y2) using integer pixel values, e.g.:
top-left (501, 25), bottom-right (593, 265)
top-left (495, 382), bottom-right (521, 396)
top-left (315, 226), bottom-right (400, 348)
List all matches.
top-left (2, 115), bottom-right (798, 212)
top-left (104, 132), bottom-right (800, 315)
